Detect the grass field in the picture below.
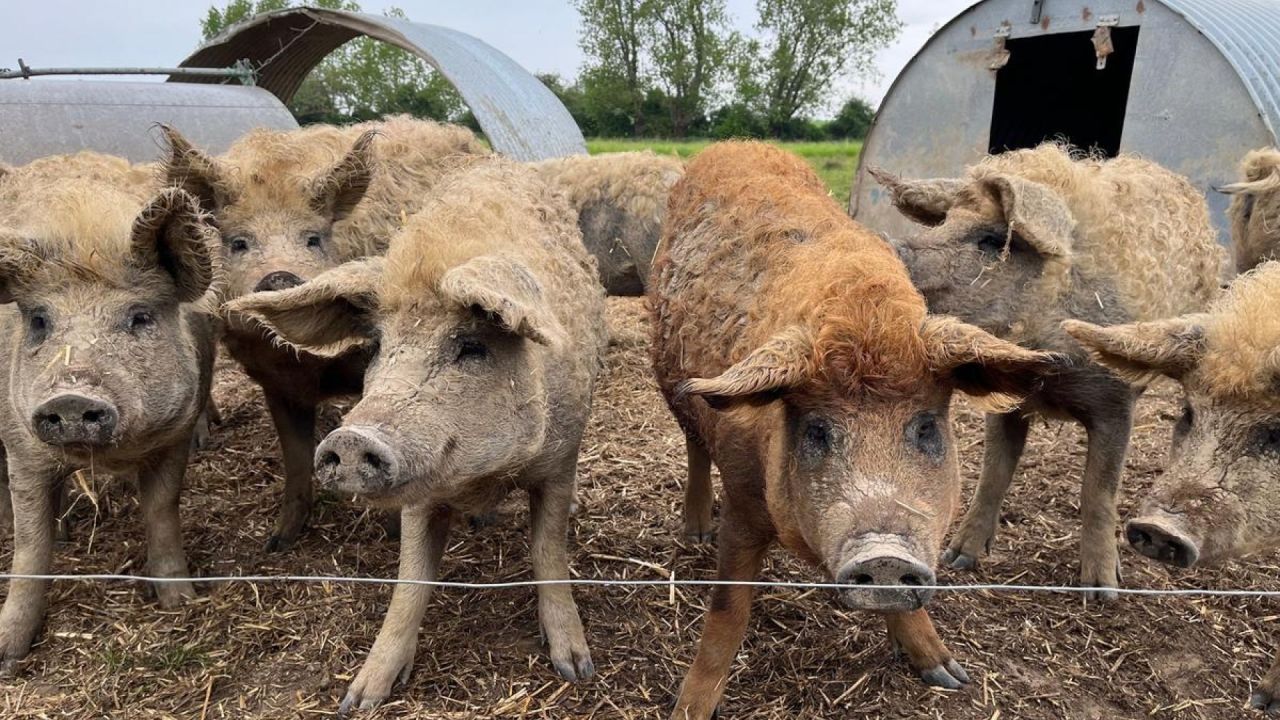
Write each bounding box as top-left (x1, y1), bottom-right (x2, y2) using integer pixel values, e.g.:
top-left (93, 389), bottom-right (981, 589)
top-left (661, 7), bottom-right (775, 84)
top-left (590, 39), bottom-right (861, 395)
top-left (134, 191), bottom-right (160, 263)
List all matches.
top-left (587, 138), bottom-right (863, 206)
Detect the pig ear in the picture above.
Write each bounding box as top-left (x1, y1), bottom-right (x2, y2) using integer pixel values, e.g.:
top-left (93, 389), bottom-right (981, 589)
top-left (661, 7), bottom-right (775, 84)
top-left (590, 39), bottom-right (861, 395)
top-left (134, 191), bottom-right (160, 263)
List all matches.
top-left (311, 130), bottom-right (377, 223)
top-left (226, 257), bottom-right (384, 357)
top-left (922, 316), bottom-right (1063, 411)
top-left (1062, 317), bottom-right (1207, 384)
top-left (131, 188), bottom-right (215, 303)
top-left (439, 255), bottom-right (564, 346)
top-left (678, 326), bottom-right (813, 409)
top-left (868, 167), bottom-right (964, 227)
top-left (159, 125), bottom-right (234, 213)
top-left (977, 174), bottom-right (1075, 258)
top-left (1216, 149), bottom-right (1280, 194)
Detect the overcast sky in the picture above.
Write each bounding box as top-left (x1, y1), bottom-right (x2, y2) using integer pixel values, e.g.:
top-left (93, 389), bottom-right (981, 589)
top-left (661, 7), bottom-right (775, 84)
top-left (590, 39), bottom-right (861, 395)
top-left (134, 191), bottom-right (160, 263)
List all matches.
top-left (0, 0), bottom-right (974, 113)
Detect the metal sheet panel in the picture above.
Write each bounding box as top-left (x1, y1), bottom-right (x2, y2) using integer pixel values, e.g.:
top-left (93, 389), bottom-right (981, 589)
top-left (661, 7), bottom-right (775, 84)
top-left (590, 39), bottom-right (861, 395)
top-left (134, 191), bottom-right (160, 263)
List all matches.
top-left (1162, 0), bottom-right (1280, 141)
top-left (176, 8), bottom-right (586, 162)
top-left (0, 80), bottom-right (297, 165)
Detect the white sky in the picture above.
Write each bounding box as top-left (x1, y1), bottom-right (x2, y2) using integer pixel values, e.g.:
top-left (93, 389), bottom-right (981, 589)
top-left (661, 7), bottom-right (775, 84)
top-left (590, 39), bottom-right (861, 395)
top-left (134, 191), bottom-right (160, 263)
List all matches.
top-left (0, 0), bottom-right (975, 113)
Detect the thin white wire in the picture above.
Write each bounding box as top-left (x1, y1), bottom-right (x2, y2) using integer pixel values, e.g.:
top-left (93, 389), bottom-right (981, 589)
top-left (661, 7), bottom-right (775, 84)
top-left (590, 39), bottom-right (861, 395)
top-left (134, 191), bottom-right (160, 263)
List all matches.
top-left (1, 572), bottom-right (1278, 597)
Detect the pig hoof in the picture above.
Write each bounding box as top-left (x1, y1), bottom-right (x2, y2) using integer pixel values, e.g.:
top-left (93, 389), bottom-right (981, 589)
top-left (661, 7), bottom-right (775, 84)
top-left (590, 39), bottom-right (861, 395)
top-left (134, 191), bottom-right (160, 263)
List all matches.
top-left (1250, 689), bottom-right (1280, 714)
top-left (0, 657), bottom-right (19, 679)
top-left (552, 651), bottom-right (595, 682)
top-left (920, 659), bottom-right (970, 689)
top-left (683, 528), bottom-right (715, 544)
top-left (468, 512), bottom-right (499, 531)
top-left (155, 580), bottom-right (197, 609)
top-left (942, 548), bottom-right (978, 570)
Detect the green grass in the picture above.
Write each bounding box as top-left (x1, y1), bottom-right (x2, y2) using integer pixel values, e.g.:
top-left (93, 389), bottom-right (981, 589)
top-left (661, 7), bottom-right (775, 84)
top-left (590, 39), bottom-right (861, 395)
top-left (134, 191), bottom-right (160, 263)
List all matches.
top-left (586, 138), bottom-right (863, 206)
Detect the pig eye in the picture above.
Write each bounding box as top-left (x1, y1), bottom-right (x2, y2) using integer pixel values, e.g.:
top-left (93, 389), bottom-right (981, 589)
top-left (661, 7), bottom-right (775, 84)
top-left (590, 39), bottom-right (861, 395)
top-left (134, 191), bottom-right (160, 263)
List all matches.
top-left (303, 231), bottom-right (324, 249)
top-left (975, 229), bottom-right (1007, 253)
top-left (798, 418), bottom-right (832, 458)
top-left (227, 235), bottom-right (251, 254)
top-left (128, 309), bottom-right (155, 333)
top-left (456, 338), bottom-right (489, 362)
top-left (26, 308), bottom-right (50, 343)
top-left (1249, 424), bottom-right (1280, 456)
top-left (907, 412), bottom-right (945, 461)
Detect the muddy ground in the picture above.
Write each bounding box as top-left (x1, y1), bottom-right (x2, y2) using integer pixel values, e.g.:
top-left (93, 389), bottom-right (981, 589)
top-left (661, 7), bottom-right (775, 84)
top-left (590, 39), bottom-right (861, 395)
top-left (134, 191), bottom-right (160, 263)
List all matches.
top-left (0, 297), bottom-right (1275, 719)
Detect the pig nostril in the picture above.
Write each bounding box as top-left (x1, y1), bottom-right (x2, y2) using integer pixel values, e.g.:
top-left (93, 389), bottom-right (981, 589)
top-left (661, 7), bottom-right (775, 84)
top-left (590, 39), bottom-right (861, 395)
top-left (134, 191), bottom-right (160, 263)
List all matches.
top-left (43, 414), bottom-right (62, 426)
top-left (900, 574), bottom-right (924, 586)
top-left (1127, 526), bottom-right (1152, 547)
top-left (363, 452), bottom-right (384, 470)
top-left (853, 573), bottom-right (874, 586)
top-left (317, 451), bottom-right (340, 468)
top-left (82, 410), bottom-right (102, 423)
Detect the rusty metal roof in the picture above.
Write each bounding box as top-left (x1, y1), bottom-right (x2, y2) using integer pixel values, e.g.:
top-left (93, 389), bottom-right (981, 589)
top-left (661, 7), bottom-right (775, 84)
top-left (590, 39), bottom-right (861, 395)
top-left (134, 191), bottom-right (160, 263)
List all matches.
top-left (0, 80), bottom-right (297, 165)
top-left (1161, 0), bottom-right (1280, 139)
top-left (174, 8), bottom-right (586, 162)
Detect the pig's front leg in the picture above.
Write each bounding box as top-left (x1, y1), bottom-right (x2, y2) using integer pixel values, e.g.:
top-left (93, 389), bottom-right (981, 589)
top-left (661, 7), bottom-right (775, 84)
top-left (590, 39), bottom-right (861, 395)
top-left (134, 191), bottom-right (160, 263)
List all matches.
top-left (943, 411), bottom-right (1029, 569)
top-left (1250, 647), bottom-right (1280, 713)
top-left (671, 501), bottom-right (769, 720)
top-left (529, 477), bottom-right (593, 681)
top-left (884, 609), bottom-right (969, 688)
top-left (1078, 400), bottom-right (1134, 603)
top-left (0, 463), bottom-right (58, 675)
top-left (682, 436), bottom-right (715, 543)
top-left (262, 392), bottom-right (316, 552)
top-left (138, 442), bottom-right (197, 608)
top-left (340, 504), bottom-right (453, 717)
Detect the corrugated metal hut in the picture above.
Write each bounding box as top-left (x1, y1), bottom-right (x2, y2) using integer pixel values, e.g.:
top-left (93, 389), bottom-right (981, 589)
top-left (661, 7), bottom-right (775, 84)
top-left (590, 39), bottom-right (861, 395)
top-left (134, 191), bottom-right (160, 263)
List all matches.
top-left (852, 0), bottom-right (1280, 245)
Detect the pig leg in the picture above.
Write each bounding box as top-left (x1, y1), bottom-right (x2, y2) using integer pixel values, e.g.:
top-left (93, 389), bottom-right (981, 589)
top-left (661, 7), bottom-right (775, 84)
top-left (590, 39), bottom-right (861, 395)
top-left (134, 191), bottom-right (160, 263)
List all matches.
top-left (884, 609), bottom-right (970, 688)
top-left (529, 477), bottom-right (593, 681)
top-left (943, 411), bottom-right (1030, 569)
top-left (138, 442), bottom-right (197, 608)
top-left (263, 392), bottom-right (316, 552)
top-left (340, 504), bottom-right (452, 716)
top-left (1078, 405), bottom-right (1133, 603)
top-left (671, 504), bottom-right (770, 720)
top-left (1250, 647), bottom-right (1280, 713)
top-left (0, 465), bottom-right (59, 675)
top-left (682, 436), bottom-right (714, 543)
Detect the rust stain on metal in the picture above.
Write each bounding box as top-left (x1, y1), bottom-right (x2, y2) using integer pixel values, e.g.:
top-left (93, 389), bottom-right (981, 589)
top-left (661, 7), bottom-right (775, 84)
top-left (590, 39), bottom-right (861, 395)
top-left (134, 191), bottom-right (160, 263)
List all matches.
top-left (1136, 0), bottom-right (1145, 13)
top-left (970, 25), bottom-right (977, 37)
top-left (1083, 7), bottom-right (1093, 21)
top-left (1041, 16), bottom-right (1051, 30)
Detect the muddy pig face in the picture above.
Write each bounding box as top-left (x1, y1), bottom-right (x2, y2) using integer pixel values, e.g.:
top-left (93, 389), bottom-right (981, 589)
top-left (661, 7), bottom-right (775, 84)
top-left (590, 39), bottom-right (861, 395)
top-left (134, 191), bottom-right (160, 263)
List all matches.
top-left (1065, 313), bottom-right (1280, 568)
top-left (871, 169), bottom-right (1074, 337)
top-left (228, 255), bottom-right (562, 507)
top-left (162, 127), bottom-right (376, 302)
top-left (0, 188), bottom-right (214, 456)
top-left (681, 318), bottom-right (1058, 611)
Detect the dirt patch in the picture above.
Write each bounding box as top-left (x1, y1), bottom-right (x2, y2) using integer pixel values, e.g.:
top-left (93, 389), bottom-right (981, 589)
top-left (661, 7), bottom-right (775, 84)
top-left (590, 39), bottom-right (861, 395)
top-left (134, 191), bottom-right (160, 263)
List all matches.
top-left (0, 297), bottom-right (1275, 719)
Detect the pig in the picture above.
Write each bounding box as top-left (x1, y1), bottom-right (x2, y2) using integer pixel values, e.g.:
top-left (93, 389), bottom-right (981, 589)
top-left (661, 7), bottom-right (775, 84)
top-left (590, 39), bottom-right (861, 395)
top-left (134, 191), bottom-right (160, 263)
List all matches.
top-left (1218, 148), bottom-right (1280, 273)
top-left (0, 152), bottom-right (218, 673)
top-left (531, 151), bottom-right (684, 295)
top-left (225, 158), bottom-right (607, 713)
top-left (874, 143), bottom-right (1224, 600)
top-left (651, 141), bottom-right (1060, 719)
top-left (162, 117), bottom-right (487, 550)
top-left (1062, 261), bottom-right (1280, 713)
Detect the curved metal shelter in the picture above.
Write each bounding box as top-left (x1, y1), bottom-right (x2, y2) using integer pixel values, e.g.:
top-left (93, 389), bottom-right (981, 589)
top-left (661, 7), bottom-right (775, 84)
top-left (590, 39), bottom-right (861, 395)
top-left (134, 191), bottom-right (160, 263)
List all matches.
top-left (852, 0), bottom-right (1280, 245)
top-left (176, 8), bottom-right (586, 162)
top-left (0, 80), bottom-right (297, 165)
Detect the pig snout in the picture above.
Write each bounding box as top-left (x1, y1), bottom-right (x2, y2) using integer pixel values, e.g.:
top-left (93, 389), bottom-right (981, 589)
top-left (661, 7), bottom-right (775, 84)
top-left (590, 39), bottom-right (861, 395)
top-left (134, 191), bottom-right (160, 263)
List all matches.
top-left (314, 426), bottom-right (402, 495)
top-left (254, 271), bottom-right (305, 293)
top-left (1126, 517), bottom-right (1200, 568)
top-left (31, 393), bottom-right (119, 447)
top-left (835, 542), bottom-right (936, 612)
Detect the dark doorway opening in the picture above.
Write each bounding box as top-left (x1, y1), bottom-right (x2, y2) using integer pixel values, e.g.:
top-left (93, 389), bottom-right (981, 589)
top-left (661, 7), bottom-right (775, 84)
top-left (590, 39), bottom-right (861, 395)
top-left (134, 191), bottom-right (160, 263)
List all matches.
top-left (988, 26), bottom-right (1140, 157)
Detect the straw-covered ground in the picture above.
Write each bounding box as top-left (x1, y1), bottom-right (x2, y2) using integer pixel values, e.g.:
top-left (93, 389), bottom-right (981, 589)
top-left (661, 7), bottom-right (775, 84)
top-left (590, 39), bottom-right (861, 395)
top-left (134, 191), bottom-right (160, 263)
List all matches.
top-left (1, 297), bottom-right (1276, 719)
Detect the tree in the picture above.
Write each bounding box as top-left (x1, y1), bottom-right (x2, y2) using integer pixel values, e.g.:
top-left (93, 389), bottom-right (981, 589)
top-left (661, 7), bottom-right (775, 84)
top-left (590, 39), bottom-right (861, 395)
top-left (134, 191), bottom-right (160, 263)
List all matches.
top-left (644, 0), bottom-right (737, 138)
top-left (201, 1), bottom-right (467, 126)
top-left (827, 95), bottom-right (875, 139)
top-left (574, 0), bottom-right (649, 136)
top-left (746, 0), bottom-right (900, 135)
